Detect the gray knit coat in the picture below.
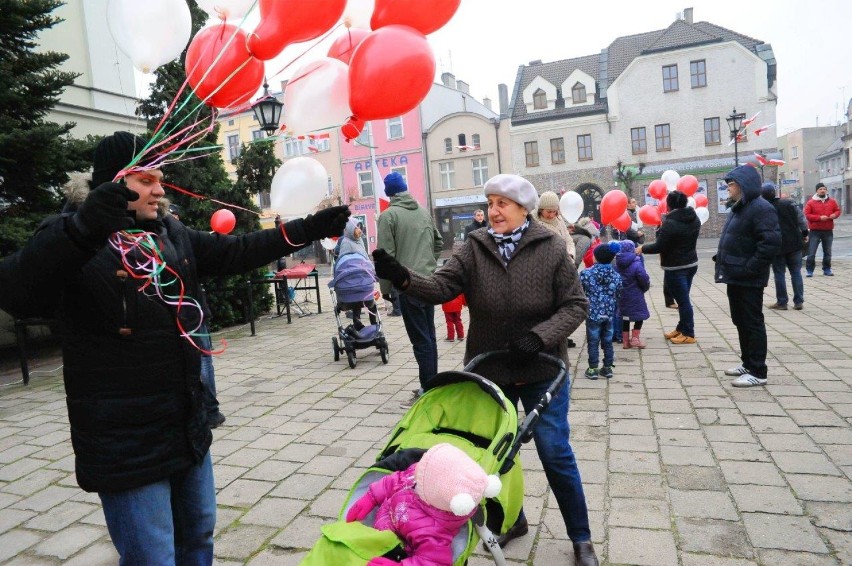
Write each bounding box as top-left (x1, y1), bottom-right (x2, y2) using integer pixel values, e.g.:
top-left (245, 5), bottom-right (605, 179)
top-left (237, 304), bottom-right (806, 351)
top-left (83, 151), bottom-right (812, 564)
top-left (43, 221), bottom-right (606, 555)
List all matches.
top-left (405, 221), bottom-right (588, 385)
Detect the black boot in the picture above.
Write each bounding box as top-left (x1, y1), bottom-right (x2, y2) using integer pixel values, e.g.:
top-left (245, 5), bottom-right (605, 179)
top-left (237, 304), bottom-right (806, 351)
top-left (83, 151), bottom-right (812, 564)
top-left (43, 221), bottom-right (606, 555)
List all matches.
top-left (495, 516), bottom-right (528, 548)
top-left (573, 541), bottom-right (599, 566)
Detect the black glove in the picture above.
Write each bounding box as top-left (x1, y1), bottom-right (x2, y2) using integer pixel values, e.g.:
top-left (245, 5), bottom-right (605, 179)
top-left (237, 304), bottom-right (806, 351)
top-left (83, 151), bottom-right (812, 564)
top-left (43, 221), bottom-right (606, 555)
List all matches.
top-left (69, 182), bottom-right (138, 246)
top-left (303, 205), bottom-right (351, 241)
top-left (508, 331), bottom-right (544, 364)
top-left (372, 249), bottom-right (410, 289)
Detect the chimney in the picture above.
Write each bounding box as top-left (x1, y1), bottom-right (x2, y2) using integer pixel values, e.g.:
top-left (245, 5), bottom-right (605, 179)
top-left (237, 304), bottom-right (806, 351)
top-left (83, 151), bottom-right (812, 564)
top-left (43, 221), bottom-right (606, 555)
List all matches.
top-left (483, 96), bottom-right (492, 111)
top-left (441, 72), bottom-right (456, 89)
top-left (280, 80), bottom-right (288, 92)
top-left (457, 80), bottom-right (469, 94)
top-left (683, 7), bottom-right (693, 24)
top-left (528, 59), bottom-right (542, 66)
top-left (498, 83), bottom-right (509, 117)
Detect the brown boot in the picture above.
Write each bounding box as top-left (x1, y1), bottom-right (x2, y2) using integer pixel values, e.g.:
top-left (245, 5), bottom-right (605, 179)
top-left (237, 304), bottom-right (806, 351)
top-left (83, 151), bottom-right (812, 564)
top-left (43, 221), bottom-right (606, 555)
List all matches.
top-left (630, 329), bottom-right (646, 348)
top-left (622, 331), bottom-right (631, 349)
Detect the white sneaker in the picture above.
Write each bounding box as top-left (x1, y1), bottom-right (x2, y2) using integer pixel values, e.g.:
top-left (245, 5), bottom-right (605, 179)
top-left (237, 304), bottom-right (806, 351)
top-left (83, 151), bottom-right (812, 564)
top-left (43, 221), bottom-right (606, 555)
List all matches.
top-left (724, 365), bottom-right (749, 376)
top-left (731, 373), bottom-right (767, 387)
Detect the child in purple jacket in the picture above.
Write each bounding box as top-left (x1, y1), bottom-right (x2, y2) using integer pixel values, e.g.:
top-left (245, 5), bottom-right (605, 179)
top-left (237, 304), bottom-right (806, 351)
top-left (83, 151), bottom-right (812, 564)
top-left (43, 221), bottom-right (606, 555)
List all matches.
top-left (614, 240), bottom-right (651, 348)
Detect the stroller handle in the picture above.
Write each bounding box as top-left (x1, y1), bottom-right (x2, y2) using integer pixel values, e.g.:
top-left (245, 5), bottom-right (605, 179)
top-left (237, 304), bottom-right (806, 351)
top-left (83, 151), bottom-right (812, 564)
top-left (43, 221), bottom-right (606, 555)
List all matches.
top-left (463, 350), bottom-right (567, 377)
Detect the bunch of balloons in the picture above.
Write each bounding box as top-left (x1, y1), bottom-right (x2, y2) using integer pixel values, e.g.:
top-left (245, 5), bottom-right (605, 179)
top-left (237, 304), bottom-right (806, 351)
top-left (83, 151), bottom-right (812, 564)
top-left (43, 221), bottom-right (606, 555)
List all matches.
top-left (637, 170), bottom-right (710, 227)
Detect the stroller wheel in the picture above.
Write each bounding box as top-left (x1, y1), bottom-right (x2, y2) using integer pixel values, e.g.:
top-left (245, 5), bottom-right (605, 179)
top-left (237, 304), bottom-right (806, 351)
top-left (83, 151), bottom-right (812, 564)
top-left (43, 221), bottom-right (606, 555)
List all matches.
top-left (332, 337), bottom-right (340, 362)
top-left (346, 349), bottom-right (357, 369)
top-left (380, 345), bottom-right (388, 364)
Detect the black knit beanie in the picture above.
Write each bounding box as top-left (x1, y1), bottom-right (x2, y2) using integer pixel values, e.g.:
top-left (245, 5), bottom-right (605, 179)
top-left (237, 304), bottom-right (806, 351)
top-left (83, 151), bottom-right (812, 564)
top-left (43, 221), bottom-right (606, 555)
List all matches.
top-left (92, 131), bottom-right (152, 187)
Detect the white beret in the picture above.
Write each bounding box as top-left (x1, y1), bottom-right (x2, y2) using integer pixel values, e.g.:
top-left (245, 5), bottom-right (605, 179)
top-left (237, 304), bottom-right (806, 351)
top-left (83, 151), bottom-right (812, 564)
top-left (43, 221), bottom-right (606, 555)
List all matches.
top-left (483, 174), bottom-right (539, 213)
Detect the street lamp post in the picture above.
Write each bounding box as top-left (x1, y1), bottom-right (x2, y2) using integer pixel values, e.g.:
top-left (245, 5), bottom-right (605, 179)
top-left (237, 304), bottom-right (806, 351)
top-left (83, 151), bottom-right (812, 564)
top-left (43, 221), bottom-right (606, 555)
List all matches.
top-left (726, 108), bottom-right (746, 168)
top-left (251, 80), bottom-right (283, 137)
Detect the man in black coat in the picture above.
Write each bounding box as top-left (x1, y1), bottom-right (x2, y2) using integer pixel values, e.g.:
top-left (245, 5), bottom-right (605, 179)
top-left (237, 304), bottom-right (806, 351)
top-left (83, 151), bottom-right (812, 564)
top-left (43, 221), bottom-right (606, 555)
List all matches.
top-left (0, 132), bottom-right (350, 563)
top-left (761, 182), bottom-right (808, 311)
top-left (463, 209), bottom-right (487, 239)
top-left (715, 165), bottom-right (781, 387)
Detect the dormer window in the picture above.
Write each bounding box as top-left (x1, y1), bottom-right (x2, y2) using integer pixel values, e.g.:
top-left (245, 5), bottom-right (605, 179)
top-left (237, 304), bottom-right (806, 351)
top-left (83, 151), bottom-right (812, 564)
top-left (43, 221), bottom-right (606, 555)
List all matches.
top-left (533, 88), bottom-right (547, 109)
top-left (571, 82), bottom-right (586, 104)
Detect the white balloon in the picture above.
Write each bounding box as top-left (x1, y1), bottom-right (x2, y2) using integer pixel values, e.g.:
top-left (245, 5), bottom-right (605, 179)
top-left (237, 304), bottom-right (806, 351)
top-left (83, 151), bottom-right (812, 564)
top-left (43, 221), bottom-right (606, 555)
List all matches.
top-left (696, 207), bottom-right (710, 225)
top-left (284, 58), bottom-right (351, 136)
top-left (343, 0), bottom-right (375, 28)
top-left (661, 169), bottom-right (681, 191)
top-left (270, 157), bottom-right (329, 217)
top-left (687, 196), bottom-right (696, 209)
top-left (320, 237), bottom-right (337, 251)
top-left (559, 191), bottom-right (584, 224)
top-left (197, 0), bottom-right (256, 21)
top-left (107, 0), bottom-right (192, 74)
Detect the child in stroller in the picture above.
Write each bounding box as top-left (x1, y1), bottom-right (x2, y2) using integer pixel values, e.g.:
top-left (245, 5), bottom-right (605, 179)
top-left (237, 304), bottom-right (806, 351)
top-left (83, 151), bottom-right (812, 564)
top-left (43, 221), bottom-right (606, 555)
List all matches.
top-left (329, 219), bottom-right (389, 368)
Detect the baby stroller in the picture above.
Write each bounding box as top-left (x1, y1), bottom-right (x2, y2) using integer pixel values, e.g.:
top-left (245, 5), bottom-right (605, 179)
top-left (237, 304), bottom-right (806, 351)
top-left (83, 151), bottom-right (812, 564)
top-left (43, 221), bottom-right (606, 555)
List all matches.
top-left (301, 351), bottom-right (568, 565)
top-left (328, 252), bottom-right (389, 368)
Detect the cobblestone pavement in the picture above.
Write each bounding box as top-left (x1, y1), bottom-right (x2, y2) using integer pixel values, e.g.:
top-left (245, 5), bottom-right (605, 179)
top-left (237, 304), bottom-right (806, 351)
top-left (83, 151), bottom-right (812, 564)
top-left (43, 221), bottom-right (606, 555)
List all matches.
top-left (1, 250), bottom-right (851, 565)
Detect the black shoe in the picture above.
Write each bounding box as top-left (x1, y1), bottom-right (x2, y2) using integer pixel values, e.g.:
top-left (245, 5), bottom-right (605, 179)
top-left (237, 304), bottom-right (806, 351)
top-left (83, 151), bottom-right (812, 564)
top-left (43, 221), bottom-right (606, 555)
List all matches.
top-left (566, 338), bottom-right (576, 348)
top-left (573, 541), bottom-right (599, 566)
top-left (208, 412), bottom-right (226, 429)
top-left (495, 517), bottom-right (528, 548)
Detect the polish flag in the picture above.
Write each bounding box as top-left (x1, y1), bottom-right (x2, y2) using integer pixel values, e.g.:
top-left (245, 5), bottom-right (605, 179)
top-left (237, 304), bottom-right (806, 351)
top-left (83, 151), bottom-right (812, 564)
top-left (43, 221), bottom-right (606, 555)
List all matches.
top-left (753, 124), bottom-right (774, 136)
top-left (741, 111), bottom-right (761, 128)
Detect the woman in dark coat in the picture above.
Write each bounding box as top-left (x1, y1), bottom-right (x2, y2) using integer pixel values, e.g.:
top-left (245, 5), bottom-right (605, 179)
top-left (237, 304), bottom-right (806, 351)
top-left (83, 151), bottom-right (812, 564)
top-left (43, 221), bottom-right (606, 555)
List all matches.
top-left (638, 191), bottom-right (701, 343)
top-left (372, 174), bottom-right (599, 566)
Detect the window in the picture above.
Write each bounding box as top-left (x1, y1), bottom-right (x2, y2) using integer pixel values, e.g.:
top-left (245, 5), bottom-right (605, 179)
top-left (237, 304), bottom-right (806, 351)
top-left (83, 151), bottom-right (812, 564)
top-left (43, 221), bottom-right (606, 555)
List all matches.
top-left (472, 158), bottom-right (488, 186)
top-left (533, 88), bottom-right (547, 109)
top-left (358, 171), bottom-right (374, 197)
top-left (227, 134), bottom-right (240, 161)
top-left (439, 162), bottom-right (455, 189)
top-left (227, 119), bottom-right (235, 126)
top-left (690, 60), bottom-right (707, 88)
top-left (444, 138), bottom-right (453, 153)
top-left (312, 138), bottom-right (330, 152)
top-left (390, 166), bottom-right (407, 186)
top-left (471, 134), bottom-right (480, 149)
top-left (662, 64), bottom-right (679, 92)
top-left (252, 130), bottom-right (264, 141)
top-left (458, 133), bottom-right (467, 147)
top-left (704, 117), bottom-right (721, 145)
top-left (327, 176), bottom-right (334, 196)
top-left (631, 127), bottom-right (647, 154)
top-left (577, 134), bottom-right (592, 160)
top-left (387, 117), bottom-right (403, 140)
top-left (524, 141), bottom-right (539, 167)
top-left (655, 124), bottom-right (671, 151)
top-left (258, 190), bottom-right (271, 208)
top-left (791, 146), bottom-right (799, 159)
top-left (571, 82), bottom-right (586, 104)
top-left (550, 138), bottom-right (565, 164)
top-left (356, 122), bottom-right (371, 146)
top-left (284, 138), bottom-right (304, 157)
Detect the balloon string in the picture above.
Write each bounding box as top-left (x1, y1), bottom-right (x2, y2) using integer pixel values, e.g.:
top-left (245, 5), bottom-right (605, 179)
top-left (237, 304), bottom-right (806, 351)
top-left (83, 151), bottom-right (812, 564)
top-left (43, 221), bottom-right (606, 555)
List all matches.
top-left (160, 181), bottom-right (265, 217)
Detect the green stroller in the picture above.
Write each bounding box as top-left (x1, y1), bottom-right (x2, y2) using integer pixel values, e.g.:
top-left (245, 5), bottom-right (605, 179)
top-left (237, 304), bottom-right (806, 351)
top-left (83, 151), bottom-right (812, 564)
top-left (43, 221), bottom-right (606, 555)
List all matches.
top-left (301, 351), bottom-right (568, 566)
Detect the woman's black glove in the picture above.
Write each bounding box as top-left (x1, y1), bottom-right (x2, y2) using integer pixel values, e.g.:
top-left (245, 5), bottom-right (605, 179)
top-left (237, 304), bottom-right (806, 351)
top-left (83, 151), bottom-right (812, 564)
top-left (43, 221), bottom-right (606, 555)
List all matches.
top-left (302, 205), bottom-right (351, 241)
top-left (372, 249), bottom-right (410, 289)
top-left (69, 182), bottom-right (138, 246)
top-left (508, 331), bottom-right (544, 363)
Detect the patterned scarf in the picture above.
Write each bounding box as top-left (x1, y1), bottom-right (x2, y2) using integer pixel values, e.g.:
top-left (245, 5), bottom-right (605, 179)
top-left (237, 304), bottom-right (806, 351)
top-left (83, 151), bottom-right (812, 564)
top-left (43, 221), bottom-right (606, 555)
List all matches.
top-left (488, 218), bottom-right (530, 265)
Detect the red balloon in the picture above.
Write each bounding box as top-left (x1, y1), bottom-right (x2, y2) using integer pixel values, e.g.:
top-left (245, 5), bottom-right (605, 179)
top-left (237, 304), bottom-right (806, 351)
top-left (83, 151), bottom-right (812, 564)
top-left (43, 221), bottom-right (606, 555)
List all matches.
top-left (349, 25), bottom-right (436, 121)
top-left (327, 28), bottom-right (370, 65)
top-left (677, 174), bottom-right (699, 196)
top-left (638, 204), bottom-right (662, 226)
top-left (611, 211), bottom-right (632, 232)
top-left (600, 190), bottom-right (628, 226)
top-left (648, 179), bottom-right (668, 201)
top-left (185, 24), bottom-right (264, 108)
top-left (371, 0), bottom-right (461, 35)
top-left (341, 117), bottom-right (365, 141)
top-left (657, 199), bottom-right (668, 215)
top-left (694, 194), bottom-right (709, 208)
top-left (247, 0), bottom-right (346, 61)
top-left (211, 209), bottom-right (236, 234)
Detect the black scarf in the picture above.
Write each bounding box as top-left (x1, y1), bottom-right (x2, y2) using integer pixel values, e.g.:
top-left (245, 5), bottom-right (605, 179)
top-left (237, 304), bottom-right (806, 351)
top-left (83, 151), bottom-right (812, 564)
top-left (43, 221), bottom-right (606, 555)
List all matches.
top-left (488, 218), bottom-right (530, 265)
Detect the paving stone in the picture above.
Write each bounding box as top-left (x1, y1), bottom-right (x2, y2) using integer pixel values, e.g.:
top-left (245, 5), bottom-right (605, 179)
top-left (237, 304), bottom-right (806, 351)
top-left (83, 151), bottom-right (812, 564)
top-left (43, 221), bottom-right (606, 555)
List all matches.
top-left (0, 508), bottom-right (36, 535)
top-left (785, 474), bottom-right (852, 502)
top-left (216, 479), bottom-right (275, 508)
top-left (609, 434), bottom-right (659, 452)
top-left (669, 489), bottom-right (738, 520)
top-left (680, 554), bottom-right (758, 566)
top-left (719, 461), bottom-right (788, 486)
top-left (755, 549), bottom-right (841, 566)
top-left (660, 445), bottom-right (716, 466)
top-left (665, 465), bottom-right (727, 491)
top-left (771, 451), bottom-right (841, 475)
top-left (608, 497), bottom-right (670, 529)
top-left (24, 501), bottom-right (97, 532)
top-left (675, 517), bottom-right (753, 558)
top-left (711, 441), bottom-right (772, 462)
top-left (62, 542), bottom-right (120, 566)
top-left (607, 527), bottom-right (678, 565)
top-left (32, 524), bottom-right (104, 560)
top-left (609, 450), bottom-right (661, 474)
top-left (804, 501), bottom-right (852, 532)
top-left (609, 473), bottom-right (666, 499)
top-left (215, 524), bottom-right (278, 561)
top-left (729, 484), bottom-right (803, 514)
top-left (741, 513), bottom-right (828, 552)
top-left (239, 497), bottom-right (307, 528)
top-left (0, 529), bottom-right (43, 562)
top-left (756, 433), bottom-right (821, 453)
top-left (657, 428), bottom-right (707, 447)
top-left (820, 528), bottom-right (852, 565)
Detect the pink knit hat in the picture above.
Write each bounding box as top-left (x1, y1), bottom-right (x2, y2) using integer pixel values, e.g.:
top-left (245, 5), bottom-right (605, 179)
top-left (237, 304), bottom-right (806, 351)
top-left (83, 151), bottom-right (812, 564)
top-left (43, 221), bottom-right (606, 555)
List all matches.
top-left (414, 443), bottom-right (502, 516)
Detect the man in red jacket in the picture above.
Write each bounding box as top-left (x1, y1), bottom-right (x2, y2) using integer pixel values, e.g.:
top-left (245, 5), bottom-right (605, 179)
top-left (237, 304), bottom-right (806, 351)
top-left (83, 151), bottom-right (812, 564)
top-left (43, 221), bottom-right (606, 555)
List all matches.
top-left (803, 183), bottom-right (842, 277)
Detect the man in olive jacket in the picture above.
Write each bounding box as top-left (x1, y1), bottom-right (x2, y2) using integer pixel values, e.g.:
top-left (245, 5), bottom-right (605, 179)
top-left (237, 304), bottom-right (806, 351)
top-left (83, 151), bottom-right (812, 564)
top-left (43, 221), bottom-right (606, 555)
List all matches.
top-left (376, 172), bottom-right (443, 398)
top-left (0, 132), bottom-right (349, 563)
top-left (715, 165), bottom-right (780, 387)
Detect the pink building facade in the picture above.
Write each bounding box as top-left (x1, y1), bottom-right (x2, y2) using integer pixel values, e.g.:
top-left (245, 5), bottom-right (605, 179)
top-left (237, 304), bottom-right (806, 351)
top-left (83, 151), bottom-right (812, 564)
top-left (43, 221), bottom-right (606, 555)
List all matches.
top-left (339, 110), bottom-right (426, 252)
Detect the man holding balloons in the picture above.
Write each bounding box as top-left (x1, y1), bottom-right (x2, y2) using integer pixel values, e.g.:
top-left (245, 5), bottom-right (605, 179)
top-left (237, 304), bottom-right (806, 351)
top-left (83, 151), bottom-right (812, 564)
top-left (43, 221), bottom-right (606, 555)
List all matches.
top-left (0, 131), bottom-right (350, 563)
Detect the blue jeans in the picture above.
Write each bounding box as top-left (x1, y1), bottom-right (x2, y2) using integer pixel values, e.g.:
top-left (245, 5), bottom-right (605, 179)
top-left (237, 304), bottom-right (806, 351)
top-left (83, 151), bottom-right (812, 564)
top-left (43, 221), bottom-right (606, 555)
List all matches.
top-left (502, 379), bottom-right (591, 543)
top-left (585, 317), bottom-right (614, 368)
top-left (806, 230), bottom-right (833, 272)
top-left (664, 266), bottom-right (698, 337)
top-left (772, 250), bottom-right (804, 306)
top-left (398, 294), bottom-right (438, 388)
top-left (99, 452), bottom-right (216, 565)
top-left (198, 326), bottom-right (219, 415)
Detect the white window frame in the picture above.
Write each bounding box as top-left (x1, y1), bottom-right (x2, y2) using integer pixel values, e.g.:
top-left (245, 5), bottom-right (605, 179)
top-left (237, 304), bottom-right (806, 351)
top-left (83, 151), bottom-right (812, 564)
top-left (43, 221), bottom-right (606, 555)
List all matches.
top-left (386, 117), bottom-right (403, 140)
top-left (444, 138), bottom-right (453, 153)
top-left (439, 162), bottom-right (455, 190)
top-left (358, 171), bottom-right (374, 197)
top-left (284, 138), bottom-right (304, 157)
top-left (471, 134), bottom-right (481, 149)
top-left (390, 166), bottom-right (407, 187)
top-left (251, 130), bottom-right (264, 141)
top-left (227, 134), bottom-right (240, 161)
top-left (313, 138), bottom-right (330, 152)
top-left (356, 122), bottom-right (371, 146)
top-left (791, 146), bottom-right (799, 159)
top-left (472, 158), bottom-right (488, 187)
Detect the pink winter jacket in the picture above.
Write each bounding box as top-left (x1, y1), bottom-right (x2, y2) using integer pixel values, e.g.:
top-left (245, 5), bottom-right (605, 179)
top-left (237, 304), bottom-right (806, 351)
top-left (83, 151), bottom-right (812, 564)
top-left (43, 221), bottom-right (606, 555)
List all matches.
top-left (365, 464), bottom-right (472, 566)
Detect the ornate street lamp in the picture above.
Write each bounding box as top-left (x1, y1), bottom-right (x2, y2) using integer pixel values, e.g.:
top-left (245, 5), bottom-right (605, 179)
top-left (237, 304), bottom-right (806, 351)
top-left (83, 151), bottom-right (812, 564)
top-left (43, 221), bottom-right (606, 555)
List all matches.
top-left (726, 108), bottom-right (746, 168)
top-left (251, 80), bottom-right (283, 137)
